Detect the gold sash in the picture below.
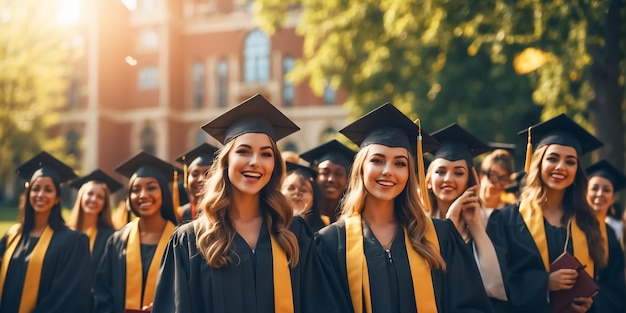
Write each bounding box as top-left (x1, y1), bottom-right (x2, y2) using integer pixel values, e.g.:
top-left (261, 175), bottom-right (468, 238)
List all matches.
top-left (597, 216), bottom-right (608, 264)
top-left (320, 215), bottom-right (331, 226)
top-left (345, 215), bottom-right (440, 313)
top-left (270, 233), bottom-right (294, 312)
top-left (0, 224), bottom-right (54, 313)
top-left (519, 200), bottom-right (594, 276)
top-left (86, 226), bottom-right (97, 252)
top-left (124, 218), bottom-right (176, 309)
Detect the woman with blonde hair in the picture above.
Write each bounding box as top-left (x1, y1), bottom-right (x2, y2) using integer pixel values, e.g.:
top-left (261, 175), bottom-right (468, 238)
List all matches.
top-left (487, 114), bottom-right (606, 312)
top-left (68, 170), bottom-right (122, 277)
top-left (153, 94), bottom-right (348, 313)
top-left (316, 103), bottom-right (493, 312)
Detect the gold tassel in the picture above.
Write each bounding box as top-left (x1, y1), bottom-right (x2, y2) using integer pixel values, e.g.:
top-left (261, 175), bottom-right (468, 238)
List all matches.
top-left (524, 126), bottom-right (532, 173)
top-left (182, 155), bottom-right (188, 189)
top-left (172, 170), bottom-right (182, 221)
top-left (415, 119), bottom-right (432, 212)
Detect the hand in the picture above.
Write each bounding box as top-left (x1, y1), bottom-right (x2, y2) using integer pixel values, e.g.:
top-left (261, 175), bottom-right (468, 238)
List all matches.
top-left (570, 297), bottom-right (593, 312)
top-left (548, 268), bottom-right (578, 291)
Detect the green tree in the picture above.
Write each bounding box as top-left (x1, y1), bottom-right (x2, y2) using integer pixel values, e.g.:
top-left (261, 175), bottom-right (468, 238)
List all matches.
top-left (0, 0), bottom-right (79, 200)
top-left (256, 0), bottom-right (624, 171)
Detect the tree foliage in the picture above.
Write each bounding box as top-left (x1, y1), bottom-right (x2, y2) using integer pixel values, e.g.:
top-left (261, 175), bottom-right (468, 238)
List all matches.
top-left (0, 0), bottom-right (79, 196)
top-left (256, 0), bottom-right (624, 170)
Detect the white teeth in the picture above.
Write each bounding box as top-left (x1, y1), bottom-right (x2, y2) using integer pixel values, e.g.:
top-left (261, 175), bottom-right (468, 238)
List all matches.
top-left (243, 172), bottom-right (261, 178)
top-left (552, 173), bottom-right (565, 179)
top-left (377, 181), bottom-right (395, 186)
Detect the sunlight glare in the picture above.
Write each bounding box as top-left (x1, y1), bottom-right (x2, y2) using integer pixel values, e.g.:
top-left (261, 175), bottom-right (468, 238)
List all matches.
top-left (57, 0), bottom-right (80, 25)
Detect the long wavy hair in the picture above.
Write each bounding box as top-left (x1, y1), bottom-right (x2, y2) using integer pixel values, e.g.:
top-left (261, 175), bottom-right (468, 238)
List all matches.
top-left (425, 158), bottom-right (478, 215)
top-left (68, 181), bottom-right (115, 231)
top-left (125, 175), bottom-right (178, 226)
top-left (195, 135), bottom-right (299, 268)
top-left (339, 145), bottom-right (446, 269)
top-left (521, 145), bottom-right (605, 267)
top-left (18, 175), bottom-right (67, 235)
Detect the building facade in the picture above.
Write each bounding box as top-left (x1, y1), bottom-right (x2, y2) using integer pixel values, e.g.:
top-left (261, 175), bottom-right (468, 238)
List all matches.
top-left (58, 0), bottom-right (349, 177)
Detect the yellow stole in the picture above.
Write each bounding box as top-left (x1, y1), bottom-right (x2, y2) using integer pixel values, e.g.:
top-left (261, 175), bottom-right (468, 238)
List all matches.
top-left (0, 224), bottom-right (54, 313)
top-left (269, 233), bottom-right (294, 312)
top-left (597, 216), bottom-right (608, 264)
top-left (345, 215), bottom-right (440, 313)
top-left (86, 226), bottom-right (97, 252)
top-left (124, 218), bottom-right (176, 309)
top-left (321, 215), bottom-right (331, 226)
top-left (519, 200), bottom-right (594, 277)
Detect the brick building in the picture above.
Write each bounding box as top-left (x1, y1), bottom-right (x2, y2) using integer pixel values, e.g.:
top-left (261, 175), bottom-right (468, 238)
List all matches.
top-left (57, 0), bottom-right (349, 177)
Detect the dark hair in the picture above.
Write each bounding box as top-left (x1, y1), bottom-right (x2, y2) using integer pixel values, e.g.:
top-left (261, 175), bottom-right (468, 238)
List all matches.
top-left (287, 169), bottom-right (326, 232)
top-left (19, 176), bottom-right (67, 235)
top-left (126, 176), bottom-right (178, 225)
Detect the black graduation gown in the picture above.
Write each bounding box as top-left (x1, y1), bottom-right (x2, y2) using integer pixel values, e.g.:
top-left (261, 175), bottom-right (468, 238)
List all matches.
top-left (91, 225), bottom-right (115, 279)
top-left (590, 225), bottom-right (625, 313)
top-left (315, 218), bottom-right (494, 313)
top-left (0, 226), bottom-right (92, 313)
top-left (486, 204), bottom-right (609, 313)
top-left (93, 223), bottom-right (158, 313)
top-left (151, 216), bottom-right (351, 313)
top-left (180, 203), bottom-right (194, 224)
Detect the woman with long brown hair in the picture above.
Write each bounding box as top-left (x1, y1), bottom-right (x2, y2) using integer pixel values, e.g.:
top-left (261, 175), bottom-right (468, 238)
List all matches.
top-left (316, 103), bottom-right (493, 312)
top-left (152, 94), bottom-right (348, 313)
top-left (487, 114), bottom-right (605, 312)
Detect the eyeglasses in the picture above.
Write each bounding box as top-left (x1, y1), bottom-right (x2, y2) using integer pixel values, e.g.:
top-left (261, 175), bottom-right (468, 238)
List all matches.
top-left (483, 171), bottom-right (511, 185)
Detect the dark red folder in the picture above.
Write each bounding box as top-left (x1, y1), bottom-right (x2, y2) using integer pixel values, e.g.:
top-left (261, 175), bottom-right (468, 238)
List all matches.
top-left (124, 309), bottom-right (151, 313)
top-left (549, 252), bottom-right (599, 313)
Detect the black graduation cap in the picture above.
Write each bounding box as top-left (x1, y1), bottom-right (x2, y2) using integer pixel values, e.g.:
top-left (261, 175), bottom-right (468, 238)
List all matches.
top-left (286, 161), bottom-right (318, 180)
top-left (16, 151), bottom-right (77, 184)
top-left (505, 170), bottom-right (526, 194)
top-left (70, 169), bottom-right (124, 193)
top-left (518, 113), bottom-right (603, 157)
top-left (201, 94), bottom-right (300, 144)
top-left (488, 142), bottom-right (516, 154)
top-left (115, 151), bottom-right (180, 184)
top-left (585, 160), bottom-right (626, 192)
top-left (430, 123), bottom-right (491, 166)
top-left (175, 143), bottom-right (219, 168)
top-left (299, 140), bottom-right (356, 170)
top-left (339, 102), bottom-right (439, 154)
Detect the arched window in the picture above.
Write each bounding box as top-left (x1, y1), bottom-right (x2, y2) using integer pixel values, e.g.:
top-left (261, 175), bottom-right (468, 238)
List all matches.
top-left (244, 30), bottom-right (270, 83)
top-left (66, 130), bottom-right (80, 156)
top-left (282, 57), bottom-right (295, 107)
top-left (217, 60), bottom-right (228, 108)
top-left (140, 124), bottom-right (156, 154)
top-left (193, 62), bottom-right (205, 109)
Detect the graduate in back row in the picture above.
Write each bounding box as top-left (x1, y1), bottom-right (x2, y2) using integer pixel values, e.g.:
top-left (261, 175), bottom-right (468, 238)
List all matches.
top-left (152, 94), bottom-right (349, 313)
top-left (175, 143), bottom-right (219, 223)
top-left (584, 160), bottom-right (626, 313)
top-left (315, 103), bottom-right (493, 312)
top-left (0, 152), bottom-right (92, 312)
top-left (487, 114), bottom-right (606, 313)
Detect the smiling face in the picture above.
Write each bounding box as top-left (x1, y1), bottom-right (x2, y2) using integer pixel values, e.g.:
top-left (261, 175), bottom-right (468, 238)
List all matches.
top-left (227, 133), bottom-right (276, 197)
top-left (80, 182), bottom-right (106, 216)
top-left (281, 172), bottom-right (314, 215)
top-left (586, 175), bottom-right (615, 215)
top-left (429, 158), bottom-right (469, 205)
top-left (316, 160), bottom-right (348, 201)
top-left (29, 176), bottom-right (60, 216)
top-left (187, 163), bottom-right (211, 202)
top-left (540, 144), bottom-right (578, 192)
top-left (129, 177), bottom-right (163, 218)
top-left (362, 144), bottom-right (409, 204)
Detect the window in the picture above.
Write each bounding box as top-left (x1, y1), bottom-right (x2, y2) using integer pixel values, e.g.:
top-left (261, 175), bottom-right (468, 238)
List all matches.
top-left (139, 66), bottom-right (158, 90)
top-left (323, 83), bottom-right (336, 105)
top-left (195, 130), bottom-right (207, 145)
top-left (140, 125), bottom-right (156, 154)
top-left (66, 130), bottom-right (80, 156)
top-left (193, 62), bottom-right (205, 109)
top-left (216, 60), bottom-right (228, 108)
top-left (67, 79), bottom-right (80, 109)
top-left (139, 29), bottom-right (159, 50)
top-left (244, 30), bottom-right (270, 83)
top-left (282, 57), bottom-right (295, 107)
